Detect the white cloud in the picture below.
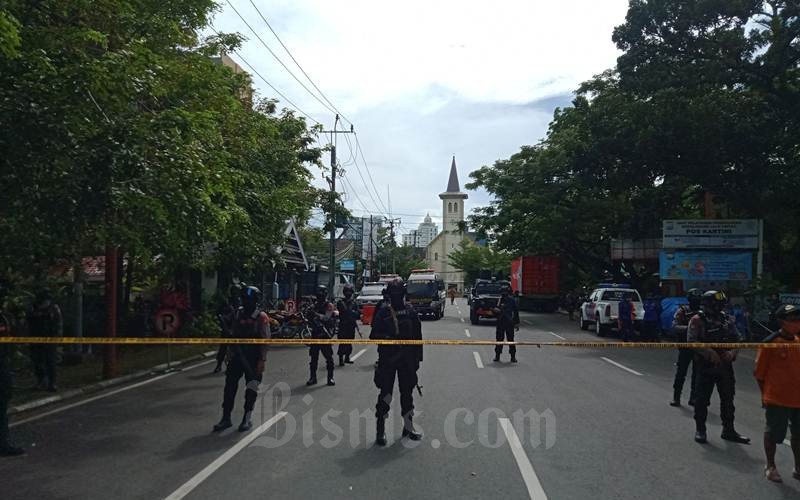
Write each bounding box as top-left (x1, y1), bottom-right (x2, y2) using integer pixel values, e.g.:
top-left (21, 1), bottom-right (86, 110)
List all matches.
top-left (212, 0), bottom-right (629, 232)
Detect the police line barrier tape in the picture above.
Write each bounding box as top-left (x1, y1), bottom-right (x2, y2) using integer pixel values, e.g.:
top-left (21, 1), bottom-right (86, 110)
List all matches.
top-left (0, 337), bottom-right (797, 349)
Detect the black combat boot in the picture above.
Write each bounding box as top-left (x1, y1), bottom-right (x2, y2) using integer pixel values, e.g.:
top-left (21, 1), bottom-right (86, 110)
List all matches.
top-left (306, 363), bottom-right (317, 386)
top-left (669, 390), bottom-right (681, 407)
top-left (402, 414), bottom-right (423, 441)
top-left (721, 428), bottom-right (750, 444)
top-left (213, 412), bottom-right (233, 432)
top-left (376, 418), bottom-right (387, 446)
top-left (510, 355), bottom-right (518, 363)
top-left (339, 355), bottom-right (345, 367)
top-left (0, 443), bottom-right (25, 457)
top-left (345, 355), bottom-right (354, 364)
top-left (694, 427), bottom-right (708, 444)
top-left (493, 354), bottom-right (500, 362)
top-left (238, 411), bottom-right (253, 432)
top-left (327, 367), bottom-right (335, 386)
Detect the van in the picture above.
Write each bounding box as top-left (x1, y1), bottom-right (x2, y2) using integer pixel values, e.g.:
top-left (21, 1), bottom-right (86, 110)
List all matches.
top-left (406, 269), bottom-right (446, 319)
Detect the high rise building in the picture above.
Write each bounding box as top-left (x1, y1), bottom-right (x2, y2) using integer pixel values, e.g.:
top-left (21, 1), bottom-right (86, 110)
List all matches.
top-left (402, 214), bottom-right (438, 248)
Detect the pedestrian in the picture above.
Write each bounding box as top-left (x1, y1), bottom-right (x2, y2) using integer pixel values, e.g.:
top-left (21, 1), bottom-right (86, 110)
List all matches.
top-left (642, 293), bottom-right (662, 342)
top-left (688, 290), bottom-right (750, 444)
top-left (754, 304), bottom-right (800, 483)
top-left (27, 289), bottom-right (62, 392)
top-left (448, 287), bottom-right (456, 305)
top-left (565, 292), bottom-right (577, 321)
top-left (306, 285), bottom-right (336, 386)
top-left (670, 289), bottom-right (701, 407)
top-left (370, 278), bottom-right (423, 446)
top-left (214, 284), bottom-right (241, 374)
top-left (618, 295), bottom-right (633, 341)
top-left (337, 284), bottom-right (360, 366)
top-left (1, 286), bottom-right (24, 457)
top-left (493, 285), bottom-right (520, 363)
top-left (212, 285), bottom-right (269, 433)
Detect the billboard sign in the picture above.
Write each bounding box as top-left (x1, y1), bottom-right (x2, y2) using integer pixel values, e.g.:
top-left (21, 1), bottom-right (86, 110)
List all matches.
top-left (662, 219), bottom-right (759, 249)
top-left (339, 259), bottom-right (355, 272)
top-left (659, 251), bottom-right (752, 281)
top-left (779, 294), bottom-right (800, 306)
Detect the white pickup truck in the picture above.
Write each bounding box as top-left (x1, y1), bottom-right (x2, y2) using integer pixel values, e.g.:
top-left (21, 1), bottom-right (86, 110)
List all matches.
top-left (579, 287), bottom-right (644, 337)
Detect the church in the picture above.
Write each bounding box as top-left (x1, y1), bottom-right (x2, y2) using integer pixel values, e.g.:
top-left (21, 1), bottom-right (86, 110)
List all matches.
top-left (425, 156), bottom-right (471, 292)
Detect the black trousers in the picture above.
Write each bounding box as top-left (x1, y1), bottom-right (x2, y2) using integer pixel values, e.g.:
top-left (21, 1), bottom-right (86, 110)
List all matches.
top-left (495, 321), bottom-right (516, 356)
top-left (374, 355), bottom-right (418, 420)
top-left (309, 344), bottom-right (335, 373)
top-left (693, 359), bottom-right (736, 432)
top-left (30, 345), bottom-right (57, 386)
top-left (0, 361), bottom-right (12, 446)
top-left (215, 344), bottom-right (227, 365)
top-left (337, 327), bottom-right (355, 357)
top-left (673, 348), bottom-right (696, 399)
top-left (221, 348), bottom-right (262, 414)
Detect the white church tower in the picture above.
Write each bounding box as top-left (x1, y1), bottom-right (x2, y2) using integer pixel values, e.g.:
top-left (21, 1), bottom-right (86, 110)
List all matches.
top-left (425, 156), bottom-right (469, 291)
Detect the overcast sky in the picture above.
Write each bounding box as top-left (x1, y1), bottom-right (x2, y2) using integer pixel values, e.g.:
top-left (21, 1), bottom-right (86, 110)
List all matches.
top-left (211, 0), bottom-right (630, 236)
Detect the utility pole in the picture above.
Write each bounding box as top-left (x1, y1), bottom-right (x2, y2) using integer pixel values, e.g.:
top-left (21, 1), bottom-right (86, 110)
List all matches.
top-left (322, 115), bottom-right (354, 300)
top-left (368, 215), bottom-right (374, 281)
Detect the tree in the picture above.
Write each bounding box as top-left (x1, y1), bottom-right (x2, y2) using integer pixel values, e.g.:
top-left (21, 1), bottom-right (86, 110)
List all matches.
top-left (448, 241), bottom-right (512, 285)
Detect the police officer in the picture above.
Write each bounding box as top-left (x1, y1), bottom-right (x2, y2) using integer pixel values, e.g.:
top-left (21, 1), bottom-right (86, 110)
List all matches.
top-left (370, 278), bottom-right (423, 446)
top-left (27, 289), bottom-right (62, 392)
top-left (336, 284), bottom-right (359, 366)
top-left (214, 284), bottom-right (242, 374)
top-left (306, 285), bottom-right (336, 386)
top-left (493, 285), bottom-right (520, 363)
top-left (213, 286), bottom-right (269, 433)
top-left (1, 286), bottom-right (24, 456)
top-left (670, 288), bottom-right (702, 407)
top-left (688, 290), bottom-right (750, 444)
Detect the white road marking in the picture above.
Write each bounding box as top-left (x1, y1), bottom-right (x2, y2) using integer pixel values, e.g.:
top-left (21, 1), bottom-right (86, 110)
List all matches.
top-left (460, 318), bottom-right (465, 323)
top-left (473, 352), bottom-right (484, 369)
top-left (498, 418), bottom-right (549, 500)
top-left (547, 331), bottom-right (565, 340)
top-left (164, 412), bottom-right (288, 500)
top-left (465, 329), bottom-right (471, 338)
top-left (601, 357), bottom-right (643, 376)
top-left (11, 359), bottom-right (216, 428)
top-left (350, 348), bottom-right (367, 361)
top-left (784, 439), bottom-right (791, 446)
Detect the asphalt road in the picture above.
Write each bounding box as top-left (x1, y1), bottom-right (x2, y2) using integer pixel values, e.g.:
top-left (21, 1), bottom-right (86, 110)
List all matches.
top-left (2, 299), bottom-right (798, 499)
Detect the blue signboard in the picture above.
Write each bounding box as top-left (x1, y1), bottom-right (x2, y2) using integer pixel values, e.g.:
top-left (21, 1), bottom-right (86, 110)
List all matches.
top-left (339, 259), bottom-right (355, 272)
top-left (659, 251), bottom-right (752, 281)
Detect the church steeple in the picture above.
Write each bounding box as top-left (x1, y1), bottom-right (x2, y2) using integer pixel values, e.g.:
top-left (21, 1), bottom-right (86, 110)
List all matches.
top-left (439, 156), bottom-right (468, 233)
top-left (446, 156), bottom-right (461, 193)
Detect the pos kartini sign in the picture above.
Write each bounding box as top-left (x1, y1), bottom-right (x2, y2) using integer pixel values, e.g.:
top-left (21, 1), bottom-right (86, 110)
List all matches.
top-left (662, 219), bottom-right (759, 249)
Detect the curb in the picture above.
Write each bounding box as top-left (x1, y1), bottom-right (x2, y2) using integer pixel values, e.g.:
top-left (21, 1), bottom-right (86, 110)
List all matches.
top-left (10, 350), bottom-right (217, 415)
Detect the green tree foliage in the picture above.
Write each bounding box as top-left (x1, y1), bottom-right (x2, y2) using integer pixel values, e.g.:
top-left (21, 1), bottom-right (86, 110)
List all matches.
top-left (0, 0), bottom-right (326, 288)
top-left (469, 1), bottom-right (800, 289)
top-left (448, 241), bottom-right (511, 285)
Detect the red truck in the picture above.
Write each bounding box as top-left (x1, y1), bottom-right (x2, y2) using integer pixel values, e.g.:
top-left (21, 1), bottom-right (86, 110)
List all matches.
top-left (511, 256), bottom-right (560, 313)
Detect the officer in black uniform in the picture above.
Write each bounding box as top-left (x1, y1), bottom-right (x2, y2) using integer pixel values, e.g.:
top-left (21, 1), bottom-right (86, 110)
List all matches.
top-left (336, 284), bottom-right (359, 366)
top-left (688, 290), bottom-right (750, 444)
top-left (27, 289), bottom-right (62, 392)
top-left (493, 285), bottom-right (520, 363)
top-left (213, 286), bottom-right (269, 433)
top-left (306, 285), bottom-right (336, 386)
top-left (1, 285), bottom-right (25, 457)
top-left (214, 284), bottom-right (242, 373)
top-left (370, 278), bottom-right (423, 446)
top-left (670, 288), bottom-right (701, 407)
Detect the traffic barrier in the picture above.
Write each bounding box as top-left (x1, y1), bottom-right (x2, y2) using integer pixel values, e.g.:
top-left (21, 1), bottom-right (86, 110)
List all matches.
top-left (0, 336), bottom-right (797, 349)
top-left (360, 304), bottom-right (376, 325)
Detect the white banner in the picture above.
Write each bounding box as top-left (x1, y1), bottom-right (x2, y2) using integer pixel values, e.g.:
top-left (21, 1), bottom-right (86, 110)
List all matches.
top-left (662, 219), bottom-right (759, 249)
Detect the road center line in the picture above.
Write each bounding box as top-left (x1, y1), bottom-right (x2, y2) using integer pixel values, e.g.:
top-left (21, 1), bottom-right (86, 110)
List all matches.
top-left (349, 348), bottom-right (367, 361)
top-left (11, 359), bottom-right (216, 428)
top-left (164, 411), bottom-right (288, 500)
top-left (464, 329), bottom-right (471, 338)
top-left (547, 332), bottom-right (565, 340)
top-left (498, 418), bottom-right (549, 500)
top-left (473, 351), bottom-right (484, 369)
top-left (601, 357), bottom-right (643, 376)
top-left (460, 318), bottom-right (465, 323)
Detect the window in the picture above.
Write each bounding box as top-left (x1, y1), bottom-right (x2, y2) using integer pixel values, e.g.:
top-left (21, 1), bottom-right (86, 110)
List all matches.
top-left (453, 202), bottom-right (458, 212)
top-left (448, 202), bottom-right (452, 213)
top-left (435, 252), bottom-right (438, 261)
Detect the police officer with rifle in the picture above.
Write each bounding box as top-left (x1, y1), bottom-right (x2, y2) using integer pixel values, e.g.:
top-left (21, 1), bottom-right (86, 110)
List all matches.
top-left (306, 285), bottom-right (336, 387)
top-left (493, 284), bottom-right (520, 363)
top-left (370, 278), bottom-right (423, 446)
top-left (213, 286), bottom-right (269, 433)
top-left (670, 288), bottom-right (701, 407)
top-left (688, 290), bottom-right (750, 445)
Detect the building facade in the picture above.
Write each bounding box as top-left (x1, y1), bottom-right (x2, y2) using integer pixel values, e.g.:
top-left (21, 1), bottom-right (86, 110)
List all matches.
top-left (402, 214), bottom-right (439, 248)
top-left (425, 157), bottom-right (469, 292)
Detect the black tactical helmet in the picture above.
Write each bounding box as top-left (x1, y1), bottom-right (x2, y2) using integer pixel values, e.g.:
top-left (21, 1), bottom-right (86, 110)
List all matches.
top-left (686, 288), bottom-right (702, 308)
top-left (385, 278), bottom-right (406, 297)
top-left (702, 290), bottom-right (727, 307)
top-left (343, 283), bottom-right (354, 296)
top-left (316, 285), bottom-right (328, 299)
top-left (774, 304), bottom-right (800, 321)
top-left (241, 285), bottom-right (262, 307)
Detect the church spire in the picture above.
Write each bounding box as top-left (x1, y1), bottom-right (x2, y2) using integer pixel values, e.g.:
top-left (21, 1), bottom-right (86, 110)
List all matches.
top-left (446, 155), bottom-right (460, 193)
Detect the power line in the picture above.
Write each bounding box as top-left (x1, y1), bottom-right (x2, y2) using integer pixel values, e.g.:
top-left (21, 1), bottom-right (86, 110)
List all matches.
top-left (353, 133), bottom-right (390, 215)
top-left (247, 0), bottom-right (353, 127)
top-left (341, 133), bottom-right (388, 217)
top-left (208, 27), bottom-right (320, 125)
top-left (225, 0), bottom-right (339, 117)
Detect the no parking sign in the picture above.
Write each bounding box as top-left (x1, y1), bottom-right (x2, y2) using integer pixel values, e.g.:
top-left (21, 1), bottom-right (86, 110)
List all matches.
top-left (153, 308), bottom-right (181, 337)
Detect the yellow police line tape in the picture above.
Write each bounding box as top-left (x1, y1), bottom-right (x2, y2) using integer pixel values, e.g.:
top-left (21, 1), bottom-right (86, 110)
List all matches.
top-left (0, 337), bottom-right (797, 349)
